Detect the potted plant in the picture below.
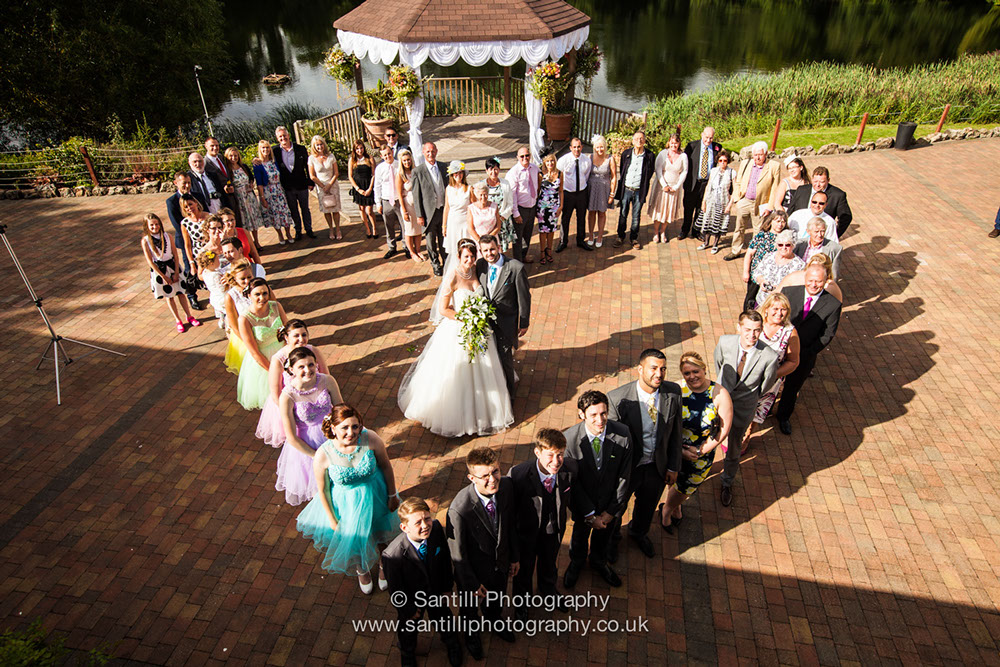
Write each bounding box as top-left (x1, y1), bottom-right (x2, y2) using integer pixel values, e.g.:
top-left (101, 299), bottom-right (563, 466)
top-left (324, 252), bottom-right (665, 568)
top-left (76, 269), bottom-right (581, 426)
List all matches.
top-left (356, 80), bottom-right (399, 145)
top-left (527, 61), bottom-right (573, 141)
top-left (574, 42), bottom-right (602, 97)
top-left (323, 46), bottom-right (360, 85)
top-left (387, 65), bottom-right (426, 108)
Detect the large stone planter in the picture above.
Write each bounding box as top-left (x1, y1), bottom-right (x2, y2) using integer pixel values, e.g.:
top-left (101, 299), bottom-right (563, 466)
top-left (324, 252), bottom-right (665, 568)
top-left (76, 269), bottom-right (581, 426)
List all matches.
top-left (545, 113), bottom-right (573, 142)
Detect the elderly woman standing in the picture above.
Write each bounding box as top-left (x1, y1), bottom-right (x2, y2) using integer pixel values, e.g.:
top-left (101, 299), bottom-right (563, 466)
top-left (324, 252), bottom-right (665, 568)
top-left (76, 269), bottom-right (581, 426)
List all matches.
top-left (696, 150), bottom-right (734, 253)
top-left (308, 135), bottom-right (342, 240)
top-left (753, 229), bottom-right (805, 307)
top-left (484, 158), bottom-right (515, 255)
top-left (224, 147), bottom-right (265, 250)
top-left (253, 141), bottom-right (294, 246)
top-left (587, 134), bottom-right (617, 248)
top-left (649, 133), bottom-right (688, 243)
top-left (741, 209), bottom-right (788, 311)
top-left (744, 293), bottom-right (800, 448)
top-left (467, 181), bottom-right (501, 247)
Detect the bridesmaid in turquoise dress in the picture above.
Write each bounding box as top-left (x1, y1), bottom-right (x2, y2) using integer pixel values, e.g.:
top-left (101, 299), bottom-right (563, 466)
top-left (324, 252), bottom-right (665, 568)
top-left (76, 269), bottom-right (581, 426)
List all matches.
top-left (236, 277), bottom-right (287, 410)
top-left (296, 404), bottom-right (400, 594)
top-left (657, 351), bottom-right (733, 533)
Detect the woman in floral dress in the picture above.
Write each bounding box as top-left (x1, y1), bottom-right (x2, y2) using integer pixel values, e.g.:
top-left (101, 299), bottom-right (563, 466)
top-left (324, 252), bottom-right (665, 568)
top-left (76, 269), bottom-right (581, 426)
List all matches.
top-left (225, 146), bottom-right (264, 248)
top-left (252, 140), bottom-right (294, 246)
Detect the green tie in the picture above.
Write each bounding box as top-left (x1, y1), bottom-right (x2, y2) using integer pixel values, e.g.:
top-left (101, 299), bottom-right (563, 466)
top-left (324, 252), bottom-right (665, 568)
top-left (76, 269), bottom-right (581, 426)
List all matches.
top-left (591, 435), bottom-right (601, 458)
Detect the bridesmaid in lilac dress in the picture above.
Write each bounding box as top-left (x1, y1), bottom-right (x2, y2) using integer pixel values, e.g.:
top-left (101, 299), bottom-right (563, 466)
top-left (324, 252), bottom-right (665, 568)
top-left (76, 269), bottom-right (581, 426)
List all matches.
top-left (276, 347), bottom-right (344, 505)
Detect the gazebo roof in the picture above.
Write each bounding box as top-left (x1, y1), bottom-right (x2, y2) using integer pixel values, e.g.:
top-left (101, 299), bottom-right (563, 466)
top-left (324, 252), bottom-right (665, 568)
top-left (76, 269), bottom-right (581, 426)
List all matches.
top-left (333, 0), bottom-right (590, 44)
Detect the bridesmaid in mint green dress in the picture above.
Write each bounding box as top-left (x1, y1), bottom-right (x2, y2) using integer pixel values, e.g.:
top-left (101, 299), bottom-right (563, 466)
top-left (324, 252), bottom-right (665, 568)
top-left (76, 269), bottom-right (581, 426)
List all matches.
top-left (236, 278), bottom-right (287, 410)
top-left (296, 404), bottom-right (400, 594)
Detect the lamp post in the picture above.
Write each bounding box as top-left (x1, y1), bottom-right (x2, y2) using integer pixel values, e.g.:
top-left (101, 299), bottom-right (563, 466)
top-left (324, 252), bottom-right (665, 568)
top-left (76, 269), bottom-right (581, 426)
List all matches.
top-left (194, 65), bottom-right (214, 136)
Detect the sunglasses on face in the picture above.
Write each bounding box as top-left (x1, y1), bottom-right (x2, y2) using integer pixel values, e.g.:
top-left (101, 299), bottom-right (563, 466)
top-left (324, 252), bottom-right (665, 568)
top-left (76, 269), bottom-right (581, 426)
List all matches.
top-left (385, 133), bottom-right (397, 138)
top-left (810, 200), bottom-right (825, 205)
top-left (776, 243), bottom-right (792, 247)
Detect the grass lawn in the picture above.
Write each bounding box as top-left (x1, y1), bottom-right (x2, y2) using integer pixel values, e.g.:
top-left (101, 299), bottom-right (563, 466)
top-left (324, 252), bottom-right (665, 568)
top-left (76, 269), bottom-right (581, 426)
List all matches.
top-left (722, 122), bottom-right (998, 152)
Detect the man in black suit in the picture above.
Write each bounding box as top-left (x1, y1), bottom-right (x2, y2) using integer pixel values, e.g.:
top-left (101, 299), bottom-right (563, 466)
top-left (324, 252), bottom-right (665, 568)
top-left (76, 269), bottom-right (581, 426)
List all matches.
top-left (613, 130), bottom-right (656, 249)
top-left (165, 172), bottom-right (206, 310)
top-left (509, 429), bottom-right (576, 620)
top-left (446, 447), bottom-right (518, 659)
top-left (789, 166), bottom-right (853, 237)
top-left (562, 390), bottom-right (632, 588)
top-left (383, 498), bottom-right (463, 667)
top-left (384, 127), bottom-right (409, 160)
top-left (476, 235), bottom-right (530, 397)
top-left (681, 126), bottom-right (723, 240)
top-left (410, 141), bottom-right (449, 275)
top-left (187, 152), bottom-right (227, 215)
top-left (776, 263), bottom-right (842, 435)
top-left (203, 137), bottom-right (238, 220)
top-left (273, 126), bottom-right (315, 241)
top-left (606, 349), bottom-right (682, 559)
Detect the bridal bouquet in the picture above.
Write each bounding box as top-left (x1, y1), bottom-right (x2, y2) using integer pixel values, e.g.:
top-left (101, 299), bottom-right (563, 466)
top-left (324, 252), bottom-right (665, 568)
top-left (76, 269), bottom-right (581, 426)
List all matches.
top-left (456, 294), bottom-right (497, 363)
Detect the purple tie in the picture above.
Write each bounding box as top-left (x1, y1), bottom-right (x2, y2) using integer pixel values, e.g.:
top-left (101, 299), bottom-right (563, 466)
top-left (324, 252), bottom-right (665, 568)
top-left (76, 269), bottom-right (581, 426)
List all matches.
top-left (485, 498), bottom-right (496, 523)
top-left (543, 476), bottom-right (555, 493)
top-left (803, 296), bottom-right (813, 316)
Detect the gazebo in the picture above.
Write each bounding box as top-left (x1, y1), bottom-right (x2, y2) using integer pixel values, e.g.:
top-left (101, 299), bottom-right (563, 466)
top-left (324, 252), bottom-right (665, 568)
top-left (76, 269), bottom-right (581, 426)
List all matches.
top-left (333, 0), bottom-right (591, 162)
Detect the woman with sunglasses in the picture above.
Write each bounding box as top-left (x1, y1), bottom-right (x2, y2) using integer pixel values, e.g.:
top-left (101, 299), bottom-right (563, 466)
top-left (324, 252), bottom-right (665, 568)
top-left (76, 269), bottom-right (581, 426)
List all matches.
top-left (751, 229), bottom-right (805, 308)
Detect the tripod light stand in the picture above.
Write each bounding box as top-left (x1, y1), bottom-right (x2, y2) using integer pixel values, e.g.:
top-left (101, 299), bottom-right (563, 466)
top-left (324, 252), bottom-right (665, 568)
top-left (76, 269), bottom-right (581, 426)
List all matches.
top-left (0, 223), bottom-right (126, 405)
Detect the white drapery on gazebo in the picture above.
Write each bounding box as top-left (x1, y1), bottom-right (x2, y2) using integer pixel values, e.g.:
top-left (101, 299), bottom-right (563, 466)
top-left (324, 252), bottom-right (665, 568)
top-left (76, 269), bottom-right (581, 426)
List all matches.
top-left (333, 0), bottom-right (590, 163)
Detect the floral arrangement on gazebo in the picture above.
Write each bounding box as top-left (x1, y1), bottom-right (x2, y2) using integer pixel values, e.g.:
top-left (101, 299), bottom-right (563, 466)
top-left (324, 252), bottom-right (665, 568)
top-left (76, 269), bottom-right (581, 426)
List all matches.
top-left (527, 43), bottom-right (603, 140)
top-left (323, 46), bottom-right (360, 84)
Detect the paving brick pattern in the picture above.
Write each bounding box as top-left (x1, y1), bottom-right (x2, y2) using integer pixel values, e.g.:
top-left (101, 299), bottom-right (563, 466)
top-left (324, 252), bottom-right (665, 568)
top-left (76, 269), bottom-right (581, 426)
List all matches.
top-left (1, 137), bottom-right (999, 665)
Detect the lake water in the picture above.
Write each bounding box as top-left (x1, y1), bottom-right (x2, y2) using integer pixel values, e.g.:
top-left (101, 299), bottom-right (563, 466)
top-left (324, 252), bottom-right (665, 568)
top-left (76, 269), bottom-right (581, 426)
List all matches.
top-left (216, 0), bottom-right (998, 121)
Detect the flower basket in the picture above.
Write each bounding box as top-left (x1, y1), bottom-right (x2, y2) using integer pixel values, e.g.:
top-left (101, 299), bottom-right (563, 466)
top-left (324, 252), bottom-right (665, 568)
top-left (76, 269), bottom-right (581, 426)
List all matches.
top-left (574, 42), bottom-right (602, 97)
top-left (387, 65), bottom-right (427, 108)
top-left (323, 46), bottom-right (359, 85)
top-left (527, 61), bottom-right (572, 113)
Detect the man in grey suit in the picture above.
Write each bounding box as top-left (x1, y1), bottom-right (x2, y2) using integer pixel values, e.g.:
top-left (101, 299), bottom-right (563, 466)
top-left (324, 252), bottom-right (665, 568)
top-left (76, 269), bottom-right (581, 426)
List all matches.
top-left (794, 217), bottom-right (843, 278)
top-left (562, 390), bottom-right (633, 588)
top-left (476, 235), bottom-right (530, 397)
top-left (714, 310), bottom-right (779, 507)
top-left (411, 142), bottom-right (448, 276)
top-left (606, 349), bottom-right (682, 560)
top-left (446, 446), bottom-right (518, 659)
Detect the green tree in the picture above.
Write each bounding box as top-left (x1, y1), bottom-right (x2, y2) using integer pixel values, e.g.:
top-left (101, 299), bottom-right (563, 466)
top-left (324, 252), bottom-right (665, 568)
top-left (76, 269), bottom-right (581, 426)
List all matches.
top-left (0, 0), bottom-right (232, 146)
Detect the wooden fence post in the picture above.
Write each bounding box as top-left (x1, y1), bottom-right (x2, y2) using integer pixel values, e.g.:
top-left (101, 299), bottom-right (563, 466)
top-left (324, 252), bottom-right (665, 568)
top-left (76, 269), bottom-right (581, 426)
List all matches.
top-left (770, 118), bottom-right (782, 152)
top-left (856, 112), bottom-right (869, 145)
top-left (935, 104), bottom-right (951, 133)
top-left (79, 146), bottom-right (99, 187)
top-left (354, 61), bottom-right (366, 115)
top-left (293, 120), bottom-right (303, 145)
top-left (503, 67), bottom-right (511, 115)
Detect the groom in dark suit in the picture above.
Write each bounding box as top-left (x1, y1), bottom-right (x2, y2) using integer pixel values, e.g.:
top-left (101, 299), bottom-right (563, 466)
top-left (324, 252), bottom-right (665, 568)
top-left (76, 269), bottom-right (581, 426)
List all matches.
top-left (476, 234), bottom-right (530, 397)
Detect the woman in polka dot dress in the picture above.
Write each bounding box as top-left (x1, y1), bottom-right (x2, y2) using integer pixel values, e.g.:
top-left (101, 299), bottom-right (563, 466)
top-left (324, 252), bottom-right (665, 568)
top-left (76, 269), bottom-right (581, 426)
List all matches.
top-left (140, 213), bottom-right (201, 333)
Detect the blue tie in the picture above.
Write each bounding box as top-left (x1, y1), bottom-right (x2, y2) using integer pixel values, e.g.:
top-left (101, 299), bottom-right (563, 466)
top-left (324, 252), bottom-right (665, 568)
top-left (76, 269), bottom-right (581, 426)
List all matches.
top-left (418, 542), bottom-right (427, 560)
top-left (489, 266), bottom-right (497, 285)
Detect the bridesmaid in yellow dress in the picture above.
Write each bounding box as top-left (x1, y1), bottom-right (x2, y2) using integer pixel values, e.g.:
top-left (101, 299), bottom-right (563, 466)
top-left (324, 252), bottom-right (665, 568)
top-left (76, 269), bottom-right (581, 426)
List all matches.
top-left (223, 259), bottom-right (255, 374)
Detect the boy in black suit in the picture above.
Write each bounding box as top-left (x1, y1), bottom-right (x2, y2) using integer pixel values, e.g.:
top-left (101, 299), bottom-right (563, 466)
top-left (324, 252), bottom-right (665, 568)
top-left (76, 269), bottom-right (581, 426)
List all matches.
top-left (382, 498), bottom-right (463, 667)
top-left (562, 390), bottom-right (633, 588)
top-left (509, 429), bottom-right (576, 620)
top-left (446, 447), bottom-right (518, 659)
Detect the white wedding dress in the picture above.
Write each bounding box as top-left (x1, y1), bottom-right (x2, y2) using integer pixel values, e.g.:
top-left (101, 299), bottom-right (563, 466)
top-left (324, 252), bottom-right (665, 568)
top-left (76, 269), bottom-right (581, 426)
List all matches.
top-left (397, 287), bottom-right (514, 437)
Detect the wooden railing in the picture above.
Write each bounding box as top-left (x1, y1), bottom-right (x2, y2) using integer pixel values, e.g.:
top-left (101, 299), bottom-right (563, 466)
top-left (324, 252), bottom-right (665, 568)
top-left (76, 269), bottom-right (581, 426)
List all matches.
top-left (423, 77), bottom-right (507, 116)
top-left (573, 98), bottom-right (646, 142)
top-left (294, 106), bottom-right (364, 145)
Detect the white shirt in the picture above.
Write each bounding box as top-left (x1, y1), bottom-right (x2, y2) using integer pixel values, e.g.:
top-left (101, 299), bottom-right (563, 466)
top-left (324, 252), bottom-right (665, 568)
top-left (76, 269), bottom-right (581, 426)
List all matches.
top-left (505, 162), bottom-right (540, 208)
top-left (373, 160), bottom-right (397, 206)
top-left (473, 487), bottom-right (497, 516)
top-left (625, 149), bottom-right (645, 189)
top-left (406, 536), bottom-right (425, 553)
top-left (788, 209), bottom-right (838, 242)
top-left (487, 254), bottom-right (504, 294)
top-left (557, 153), bottom-right (592, 192)
top-left (280, 145), bottom-right (296, 172)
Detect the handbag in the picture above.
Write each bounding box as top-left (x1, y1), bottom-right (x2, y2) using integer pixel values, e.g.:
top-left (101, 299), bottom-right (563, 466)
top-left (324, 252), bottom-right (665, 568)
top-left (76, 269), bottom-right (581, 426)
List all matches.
top-left (321, 192), bottom-right (339, 208)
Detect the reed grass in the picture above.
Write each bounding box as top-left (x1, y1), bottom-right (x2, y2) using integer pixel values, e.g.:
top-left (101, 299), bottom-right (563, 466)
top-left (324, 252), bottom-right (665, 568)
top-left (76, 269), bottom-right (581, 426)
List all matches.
top-left (643, 52), bottom-right (1000, 150)
top-left (214, 101), bottom-right (330, 147)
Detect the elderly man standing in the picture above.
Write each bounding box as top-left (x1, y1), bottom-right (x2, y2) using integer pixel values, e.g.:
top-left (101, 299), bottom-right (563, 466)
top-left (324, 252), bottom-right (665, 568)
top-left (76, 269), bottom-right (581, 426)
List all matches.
top-left (776, 263), bottom-right (842, 435)
top-left (505, 146), bottom-right (540, 263)
top-left (613, 130), bottom-right (655, 250)
top-left (273, 126), bottom-right (315, 241)
top-left (412, 142), bottom-right (449, 276)
top-left (681, 127), bottom-right (723, 240)
top-left (556, 138), bottom-right (594, 253)
top-left (187, 152), bottom-right (226, 215)
top-left (789, 166), bottom-right (853, 237)
top-left (794, 218), bottom-right (843, 278)
top-left (726, 141), bottom-right (781, 261)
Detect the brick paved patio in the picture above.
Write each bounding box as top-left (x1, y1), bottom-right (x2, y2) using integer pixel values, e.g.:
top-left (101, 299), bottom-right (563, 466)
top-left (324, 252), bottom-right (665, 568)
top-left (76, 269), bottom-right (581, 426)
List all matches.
top-left (1, 137), bottom-right (999, 665)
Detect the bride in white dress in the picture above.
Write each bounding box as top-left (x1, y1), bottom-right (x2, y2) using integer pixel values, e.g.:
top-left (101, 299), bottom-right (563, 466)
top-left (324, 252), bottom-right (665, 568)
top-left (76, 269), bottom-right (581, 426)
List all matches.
top-left (397, 238), bottom-right (514, 437)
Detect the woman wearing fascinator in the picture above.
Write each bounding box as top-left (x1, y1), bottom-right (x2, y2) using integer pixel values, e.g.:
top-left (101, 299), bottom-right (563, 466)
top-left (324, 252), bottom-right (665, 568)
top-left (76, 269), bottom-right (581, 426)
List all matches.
top-left (398, 237), bottom-right (514, 437)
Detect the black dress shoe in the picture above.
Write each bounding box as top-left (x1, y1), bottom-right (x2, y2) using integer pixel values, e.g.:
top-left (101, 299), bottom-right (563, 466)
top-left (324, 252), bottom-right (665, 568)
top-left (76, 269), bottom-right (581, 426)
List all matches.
top-left (491, 628), bottom-right (515, 643)
top-left (293, 232), bottom-right (302, 242)
top-left (779, 420), bottom-right (792, 435)
top-left (433, 267), bottom-right (443, 277)
top-left (630, 533), bottom-right (655, 558)
top-left (403, 248), bottom-right (412, 259)
top-left (576, 242), bottom-right (594, 251)
top-left (563, 563), bottom-right (581, 588)
top-left (306, 231), bottom-right (317, 239)
top-left (555, 241), bottom-right (568, 253)
top-left (187, 296), bottom-right (204, 310)
top-left (464, 633), bottom-right (483, 661)
top-left (445, 641), bottom-right (464, 667)
top-left (383, 248), bottom-right (398, 259)
top-left (720, 485), bottom-right (733, 507)
top-left (677, 232), bottom-right (688, 240)
top-left (591, 563), bottom-right (622, 587)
